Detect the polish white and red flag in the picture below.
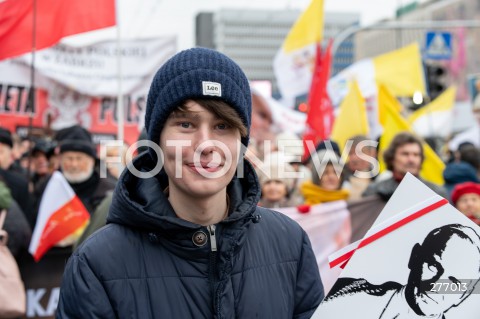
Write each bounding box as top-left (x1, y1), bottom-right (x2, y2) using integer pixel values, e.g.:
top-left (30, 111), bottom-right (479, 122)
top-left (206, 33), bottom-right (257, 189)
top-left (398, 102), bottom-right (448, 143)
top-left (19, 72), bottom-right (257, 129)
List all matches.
top-left (29, 171), bottom-right (90, 261)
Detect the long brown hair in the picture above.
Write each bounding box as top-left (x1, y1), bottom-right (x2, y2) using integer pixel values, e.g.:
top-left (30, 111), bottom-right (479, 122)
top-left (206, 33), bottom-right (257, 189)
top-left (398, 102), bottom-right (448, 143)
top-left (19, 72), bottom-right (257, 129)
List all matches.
top-left (383, 132), bottom-right (424, 171)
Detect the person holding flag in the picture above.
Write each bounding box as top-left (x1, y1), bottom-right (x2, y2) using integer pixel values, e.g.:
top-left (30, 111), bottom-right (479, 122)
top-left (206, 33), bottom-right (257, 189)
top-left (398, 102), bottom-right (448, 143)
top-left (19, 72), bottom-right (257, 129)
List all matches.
top-left (57, 48), bottom-right (324, 318)
top-left (29, 126), bottom-right (116, 261)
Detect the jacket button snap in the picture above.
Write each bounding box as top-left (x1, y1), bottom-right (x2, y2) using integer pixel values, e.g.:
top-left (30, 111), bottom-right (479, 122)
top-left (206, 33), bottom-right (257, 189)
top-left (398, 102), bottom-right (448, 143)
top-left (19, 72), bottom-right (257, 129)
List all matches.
top-left (192, 231), bottom-right (208, 247)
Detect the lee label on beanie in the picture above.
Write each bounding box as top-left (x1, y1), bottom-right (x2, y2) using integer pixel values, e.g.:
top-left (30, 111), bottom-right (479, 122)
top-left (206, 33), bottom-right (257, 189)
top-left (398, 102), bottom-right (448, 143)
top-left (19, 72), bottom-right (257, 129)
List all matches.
top-left (202, 81), bottom-right (222, 97)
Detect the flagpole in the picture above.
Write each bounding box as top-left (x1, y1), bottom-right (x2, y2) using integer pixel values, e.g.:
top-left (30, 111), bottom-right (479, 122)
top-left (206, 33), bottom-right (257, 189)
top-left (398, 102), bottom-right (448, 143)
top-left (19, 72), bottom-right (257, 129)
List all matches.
top-left (115, 1), bottom-right (125, 170)
top-left (26, 0), bottom-right (38, 182)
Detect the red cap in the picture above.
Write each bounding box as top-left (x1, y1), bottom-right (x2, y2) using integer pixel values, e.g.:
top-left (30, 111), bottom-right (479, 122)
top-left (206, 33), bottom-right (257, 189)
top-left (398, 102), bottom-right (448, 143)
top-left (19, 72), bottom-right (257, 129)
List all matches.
top-left (451, 182), bottom-right (480, 205)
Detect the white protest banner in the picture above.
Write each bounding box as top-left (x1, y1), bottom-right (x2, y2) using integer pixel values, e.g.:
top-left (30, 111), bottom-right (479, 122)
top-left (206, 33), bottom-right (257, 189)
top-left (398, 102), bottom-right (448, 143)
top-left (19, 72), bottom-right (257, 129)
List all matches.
top-left (276, 201), bottom-right (351, 293)
top-left (313, 174), bottom-right (480, 318)
top-left (6, 36), bottom-right (176, 97)
top-left (0, 59), bottom-right (54, 89)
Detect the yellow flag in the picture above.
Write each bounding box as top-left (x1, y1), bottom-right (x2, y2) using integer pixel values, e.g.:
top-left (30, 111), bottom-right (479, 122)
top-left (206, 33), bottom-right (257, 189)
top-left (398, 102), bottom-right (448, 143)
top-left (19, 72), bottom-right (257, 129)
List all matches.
top-left (377, 86), bottom-right (445, 185)
top-left (331, 81), bottom-right (369, 151)
top-left (377, 84), bottom-right (403, 127)
top-left (282, 0), bottom-right (324, 52)
top-left (421, 143), bottom-right (446, 185)
top-left (408, 87), bottom-right (456, 138)
top-left (374, 43), bottom-right (426, 97)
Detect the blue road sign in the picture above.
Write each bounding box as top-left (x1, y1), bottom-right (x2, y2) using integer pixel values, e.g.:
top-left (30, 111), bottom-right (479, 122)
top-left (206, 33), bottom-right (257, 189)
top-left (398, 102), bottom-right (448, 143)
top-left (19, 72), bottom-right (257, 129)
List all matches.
top-left (425, 31), bottom-right (452, 60)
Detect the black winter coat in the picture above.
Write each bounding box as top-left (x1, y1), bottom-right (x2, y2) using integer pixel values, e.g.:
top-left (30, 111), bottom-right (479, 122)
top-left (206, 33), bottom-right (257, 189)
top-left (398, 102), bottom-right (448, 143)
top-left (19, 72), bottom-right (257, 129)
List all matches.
top-left (3, 200), bottom-right (31, 259)
top-left (57, 154), bottom-right (324, 318)
top-left (0, 168), bottom-right (33, 224)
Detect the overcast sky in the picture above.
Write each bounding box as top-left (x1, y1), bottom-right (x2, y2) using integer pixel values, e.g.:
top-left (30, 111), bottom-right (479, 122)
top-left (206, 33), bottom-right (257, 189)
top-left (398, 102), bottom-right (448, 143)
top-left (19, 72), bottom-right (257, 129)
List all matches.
top-left (66, 0), bottom-right (416, 49)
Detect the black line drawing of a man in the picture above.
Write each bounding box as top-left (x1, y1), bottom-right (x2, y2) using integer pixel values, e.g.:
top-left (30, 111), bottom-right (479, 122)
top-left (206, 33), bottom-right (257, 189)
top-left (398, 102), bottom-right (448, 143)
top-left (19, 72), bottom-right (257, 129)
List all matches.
top-left (320, 224), bottom-right (480, 319)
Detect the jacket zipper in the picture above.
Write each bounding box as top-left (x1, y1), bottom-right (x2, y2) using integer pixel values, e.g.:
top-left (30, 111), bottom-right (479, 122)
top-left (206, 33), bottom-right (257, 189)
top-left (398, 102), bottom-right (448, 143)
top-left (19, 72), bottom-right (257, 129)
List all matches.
top-left (207, 224), bottom-right (219, 316)
top-left (208, 225), bottom-right (217, 252)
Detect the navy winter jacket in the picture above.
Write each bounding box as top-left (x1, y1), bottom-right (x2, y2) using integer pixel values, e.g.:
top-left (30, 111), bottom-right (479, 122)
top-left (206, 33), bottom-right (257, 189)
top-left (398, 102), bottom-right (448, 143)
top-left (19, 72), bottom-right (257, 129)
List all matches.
top-left (57, 153), bottom-right (324, 318)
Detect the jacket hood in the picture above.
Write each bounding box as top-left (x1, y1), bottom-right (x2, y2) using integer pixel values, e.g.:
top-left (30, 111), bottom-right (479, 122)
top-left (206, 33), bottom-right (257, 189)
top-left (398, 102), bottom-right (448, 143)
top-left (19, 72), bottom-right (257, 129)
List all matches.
top-left (107, 152), bottom-right (261, 232)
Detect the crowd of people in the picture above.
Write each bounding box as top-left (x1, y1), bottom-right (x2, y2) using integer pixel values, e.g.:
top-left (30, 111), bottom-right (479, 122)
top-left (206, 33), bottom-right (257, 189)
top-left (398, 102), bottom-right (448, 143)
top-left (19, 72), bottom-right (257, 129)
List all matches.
top-left (6, 122), bottom-right (480, 262)
top-left (1, 47), bottom-right (480, 317)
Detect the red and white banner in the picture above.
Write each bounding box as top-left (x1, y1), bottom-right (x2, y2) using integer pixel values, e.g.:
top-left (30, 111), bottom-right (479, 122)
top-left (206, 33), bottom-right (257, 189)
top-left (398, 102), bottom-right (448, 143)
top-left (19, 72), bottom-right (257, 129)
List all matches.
top-left (0, 0), bottom-right (116, 60)
top-left (29, 172), bottom-right (90, 261)
top-left (0, 81), bottom-right (145, 146)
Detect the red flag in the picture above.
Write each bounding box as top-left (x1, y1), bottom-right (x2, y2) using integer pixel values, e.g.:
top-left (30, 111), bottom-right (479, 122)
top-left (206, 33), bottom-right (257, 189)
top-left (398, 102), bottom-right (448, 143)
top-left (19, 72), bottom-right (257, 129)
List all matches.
top-left (303, 39), bottom-right (334, 160)
top-left (0, 0), bottom-right (116, 60)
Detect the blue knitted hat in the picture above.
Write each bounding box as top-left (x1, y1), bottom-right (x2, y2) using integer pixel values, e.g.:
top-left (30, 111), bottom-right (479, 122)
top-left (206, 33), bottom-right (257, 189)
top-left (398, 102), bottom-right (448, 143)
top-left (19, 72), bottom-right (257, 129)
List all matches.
top-left (145, 47), bottom-right (251, 155)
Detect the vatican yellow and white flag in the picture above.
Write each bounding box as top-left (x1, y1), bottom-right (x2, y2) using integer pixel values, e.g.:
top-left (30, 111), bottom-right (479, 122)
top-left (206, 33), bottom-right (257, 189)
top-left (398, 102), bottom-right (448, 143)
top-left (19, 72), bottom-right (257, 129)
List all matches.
top-left (409, 86), bottom-right (456, 138)
top-left (328, 43), bottom-right (426, 138)
top-left (273, 0), bottom-right (324, 99)
top-left (328, 43), bottom-right (426, 106)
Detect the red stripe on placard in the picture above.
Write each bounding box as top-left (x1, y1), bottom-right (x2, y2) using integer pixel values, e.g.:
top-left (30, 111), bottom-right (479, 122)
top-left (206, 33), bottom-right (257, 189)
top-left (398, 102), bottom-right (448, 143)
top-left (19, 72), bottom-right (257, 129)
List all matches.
top-left (329, 198), bottom-right (448, 268)
top-left (330, 249), bottom-right (355, 269)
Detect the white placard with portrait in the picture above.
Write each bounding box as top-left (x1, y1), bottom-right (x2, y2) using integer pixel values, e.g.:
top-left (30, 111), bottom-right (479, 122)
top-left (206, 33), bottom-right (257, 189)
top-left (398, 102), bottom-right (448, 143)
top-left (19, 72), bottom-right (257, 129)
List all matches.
top-left (313, 174), bottom-right (480, 318)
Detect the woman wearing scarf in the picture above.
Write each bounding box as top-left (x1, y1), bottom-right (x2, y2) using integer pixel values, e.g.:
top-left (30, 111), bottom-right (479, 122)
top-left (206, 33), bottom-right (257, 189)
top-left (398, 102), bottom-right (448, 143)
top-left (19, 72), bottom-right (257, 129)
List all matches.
top-left (301, 149), bottom-right (350, 205)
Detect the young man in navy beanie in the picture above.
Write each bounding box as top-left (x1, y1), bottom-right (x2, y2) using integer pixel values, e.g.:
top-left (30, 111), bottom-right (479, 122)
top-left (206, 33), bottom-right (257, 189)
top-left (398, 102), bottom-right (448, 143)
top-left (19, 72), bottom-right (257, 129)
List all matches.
top-left (58, 48), bottom-right (324, 318)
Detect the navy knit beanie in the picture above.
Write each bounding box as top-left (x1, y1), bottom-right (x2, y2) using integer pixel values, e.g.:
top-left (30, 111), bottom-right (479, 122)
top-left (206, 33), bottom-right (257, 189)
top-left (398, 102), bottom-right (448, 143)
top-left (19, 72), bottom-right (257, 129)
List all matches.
top-left (145, 47), bottom-right (251, 156)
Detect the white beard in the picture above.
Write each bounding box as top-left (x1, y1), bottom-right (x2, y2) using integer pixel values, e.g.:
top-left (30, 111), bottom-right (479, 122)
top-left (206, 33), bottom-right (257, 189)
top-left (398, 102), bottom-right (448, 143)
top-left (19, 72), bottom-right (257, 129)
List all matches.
top-left (63, 167), bottom-right (94, 184)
